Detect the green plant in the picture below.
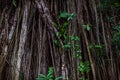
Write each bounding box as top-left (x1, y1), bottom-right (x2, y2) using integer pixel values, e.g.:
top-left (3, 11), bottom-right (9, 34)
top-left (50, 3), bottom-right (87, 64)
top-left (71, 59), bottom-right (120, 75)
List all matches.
top-left (12, 0), bottom-right (16, 7)
top-left (83, 24), bottom-right (90, 31)
top-left (54, 39), bottom-right (60, 47)
top-left (59, 12), bottom-right (75, 21)
top-left (78, 61), bottom-right (90, 80)
top-left (36, 67), bottom-right (63, 80)
top-left (78, 61), bottom-right (90, 74)
top-left (54, 12), bottom-right (76, 47)
top-left (94, 44), bottom-right (103, 49)
top-left (56, 11), bottom-right (90, 80)
top-left (89, 44), bottom-right (103, 49)
top-left (57, 12), bottom-right (75, 40)
top-left (62, 42), bottom-right (71, 49)
top-left (69, 36), bottom-right (80, 41)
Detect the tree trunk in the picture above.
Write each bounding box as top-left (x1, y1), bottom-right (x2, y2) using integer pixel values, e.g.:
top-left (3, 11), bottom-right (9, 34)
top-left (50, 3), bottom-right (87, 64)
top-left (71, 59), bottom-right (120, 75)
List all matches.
top-left (0, 0), bottom-right (120, 80)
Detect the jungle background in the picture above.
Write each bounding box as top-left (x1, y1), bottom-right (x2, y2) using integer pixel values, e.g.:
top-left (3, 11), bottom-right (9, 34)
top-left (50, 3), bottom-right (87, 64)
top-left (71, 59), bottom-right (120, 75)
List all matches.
top-left (0, 0), bottom-right (120, 80)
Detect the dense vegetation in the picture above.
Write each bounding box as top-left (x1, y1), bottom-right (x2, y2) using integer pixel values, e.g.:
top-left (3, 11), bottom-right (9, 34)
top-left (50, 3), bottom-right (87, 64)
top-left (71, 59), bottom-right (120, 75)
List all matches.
top-left (0, 0), bottom-right (120, 80)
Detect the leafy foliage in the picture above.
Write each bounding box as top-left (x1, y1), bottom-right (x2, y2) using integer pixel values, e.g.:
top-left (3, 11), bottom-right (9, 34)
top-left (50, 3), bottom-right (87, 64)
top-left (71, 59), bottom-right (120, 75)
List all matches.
top-left (59, 12), bottom-right (69, 18)
top-left (54, 39), bottom-right (60, 47)
top-left (62, 42), bottom-right (71, 49)
top-left (69, 36), bottom-right (80, 41)
top-left (54, 12), bottom-right (76, 46)
top-left (59, 12), bottom-right (75, 21)
top-left (89, 44), bottom-right (103, 49)
top-left (36, 67), bottom-right (63, 80)
top-left (55, 11), bottom-right (90, 80)
top-left (78, 61), bottom-right (91, 74)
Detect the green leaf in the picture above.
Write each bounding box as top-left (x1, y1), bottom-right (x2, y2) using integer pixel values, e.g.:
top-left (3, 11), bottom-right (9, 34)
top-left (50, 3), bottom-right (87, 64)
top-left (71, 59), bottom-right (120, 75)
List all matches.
top-left (95, 45), bottom-right (102, 49)
top-left (54, 40), bottom-right (60, 46)
top-left (69, 36), bottom-right (80, 41)
top-left (71, 13), bottom-right (75, 17)
top-left (47, 73), bottom-right (53, 78)
top-left (83, 24), bottom-right (90, 31)
top-left (62, 22), bottom-right (68, 27)
top-left (78, 61), bottom-right (90, 74)
top-left (67, 16), bottom-right (73, 21)
top-left (47, 67), bottom-right (54, 78)
top-left (12, 0), bottom-right (16, 7)
top-left (38, 77), bottom-right (47, 80)
top-left (62, 43), bottom-right (71, 49)
top-left (86, 25), bottom-right (90, 31)
top-left (47, 73), bottom-right (53, 79)
top-left (39, 74), bottom-right (46, 78)
top-left (59, 12), bottom-right (69, 18)
top-left (74, 53), bottom-right (82, 59)
top-left (55, 76), bottom-right (64, 80)
top-left (67, 13), bottom-right (75, 21)
top-left (59, 12), bottom-right (75, 21)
